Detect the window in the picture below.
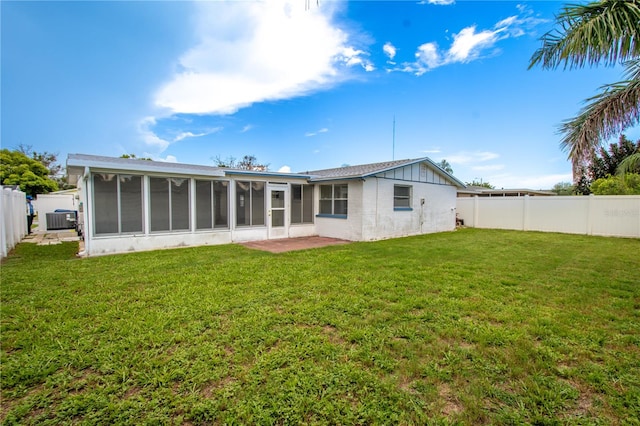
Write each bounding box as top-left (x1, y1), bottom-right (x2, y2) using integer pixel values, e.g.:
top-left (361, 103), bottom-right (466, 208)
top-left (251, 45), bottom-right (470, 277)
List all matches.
top-left (394, 185), bottom-right (412, 209)
top-left (319, 184), bottom-right (348, 216)
top-left (236, 181), bottom-right (265, 226)
top-left (93, 173), bottom-right (143, 235)
top-left (150, 177), bottom-right (190, 232)
top-left (196, 180), bottom-right (229, 229)
top-left (291, 184), bottom-right (314, 224)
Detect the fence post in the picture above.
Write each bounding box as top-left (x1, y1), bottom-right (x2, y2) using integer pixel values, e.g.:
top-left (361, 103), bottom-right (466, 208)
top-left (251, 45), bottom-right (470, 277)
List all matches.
top-left (473, 195), bottom-right (479, 228)
top-left (587, 194), bottom-right (594, 236)
top-left (523, 195), bottom-right (530, 231)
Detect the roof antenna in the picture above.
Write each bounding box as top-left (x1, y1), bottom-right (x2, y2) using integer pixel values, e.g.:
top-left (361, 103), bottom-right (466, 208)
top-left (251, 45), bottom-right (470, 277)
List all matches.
top-left (392, 115), bottom-right (396, 160)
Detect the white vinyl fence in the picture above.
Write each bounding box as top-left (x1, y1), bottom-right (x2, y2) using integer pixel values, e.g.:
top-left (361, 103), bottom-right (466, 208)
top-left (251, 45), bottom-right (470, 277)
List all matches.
top-left (1, 187), bottom-right (28, 258)
top-left (457, 195), bottom-right (640, 238)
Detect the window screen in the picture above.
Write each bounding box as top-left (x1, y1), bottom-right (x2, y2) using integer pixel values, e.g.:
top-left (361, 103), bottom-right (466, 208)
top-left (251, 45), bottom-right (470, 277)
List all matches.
top-left (394, 185), bottom-right (412, 208)
top-left (291, 184), bottom-right (314, 224)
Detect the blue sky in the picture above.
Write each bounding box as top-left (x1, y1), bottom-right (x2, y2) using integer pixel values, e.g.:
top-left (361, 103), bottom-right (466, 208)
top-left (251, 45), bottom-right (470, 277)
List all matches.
top-left (3, 0), bottom-right (639, 189)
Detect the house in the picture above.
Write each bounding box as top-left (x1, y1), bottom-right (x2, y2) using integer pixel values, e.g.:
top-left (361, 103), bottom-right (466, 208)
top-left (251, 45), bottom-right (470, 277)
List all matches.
top-left (457, 186), bottom-right (556, 197)
top-left (66, 154), bottom-right (465, 256)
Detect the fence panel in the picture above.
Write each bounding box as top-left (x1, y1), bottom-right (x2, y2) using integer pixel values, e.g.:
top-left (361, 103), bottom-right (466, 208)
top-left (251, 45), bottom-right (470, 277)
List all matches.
top-left (457, 195), bottom-right (640, 238)
top-left (1, 188), bottom-right (28, 258)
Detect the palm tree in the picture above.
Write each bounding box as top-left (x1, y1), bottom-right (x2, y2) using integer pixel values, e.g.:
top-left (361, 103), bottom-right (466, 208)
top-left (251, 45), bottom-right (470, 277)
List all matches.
top-left (529, 0), bottom-right (640, 180)
top-left (617, 152), bottom-right (640, 174)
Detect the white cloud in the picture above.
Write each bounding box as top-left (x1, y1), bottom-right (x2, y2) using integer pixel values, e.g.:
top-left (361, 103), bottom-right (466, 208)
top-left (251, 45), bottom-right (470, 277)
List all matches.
top-left (489, 173), bottom-right (572, 189)
top-left (396, 5), bottom-right (545, 74)
top-left (174, 129), bottom-right (221, 142)
top-left (383, 42), bottom-right (396, 60)
top-left (448, 151), bottom-right (500, 165)
top-left (240, 124), bottom-right (254, 133)
top-left (422, 148), bottom-right (442, 154)
top-left (447, 26), bottom-right (500, 63)
top-left (159, 155), bottom-right (178, 163)
top-left (305, 127), bottom-right (329, 137)
top-left (154, 1), bottom-right (371, 115)
top-left (419, 0), bottom-right (456, 5)
top-left (137, 117), bottom-right (221, 153)
top-left (138, 116), bottom-right (170, 151)
top-left (414, 42), bottom-right (441, 74)
top-left (341, 47), bottom-right (375, 71)
top-left (278, 165), bottom-right (292, 173)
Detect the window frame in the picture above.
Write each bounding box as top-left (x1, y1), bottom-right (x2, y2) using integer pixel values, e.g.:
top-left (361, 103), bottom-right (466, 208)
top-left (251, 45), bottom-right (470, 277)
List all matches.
top-left (393, 184), bottom-right (413, 211)
top-left (290, 183), bottom-right (314, 224)
top-left (149, 176), bottom-right (191, 233)
top-left (195, 179), bottom-right (229, 230)
top-left (235, 180), bottom-right (266, 227)
top-left (318, 183), bottom-right (348, 218)
top-left (92, 173), bottom-right (144, 236)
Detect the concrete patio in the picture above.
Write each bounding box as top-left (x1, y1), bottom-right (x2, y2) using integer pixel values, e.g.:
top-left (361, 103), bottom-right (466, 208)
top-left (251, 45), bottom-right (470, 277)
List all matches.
top-left (240, 236), bottom-right (351, 253)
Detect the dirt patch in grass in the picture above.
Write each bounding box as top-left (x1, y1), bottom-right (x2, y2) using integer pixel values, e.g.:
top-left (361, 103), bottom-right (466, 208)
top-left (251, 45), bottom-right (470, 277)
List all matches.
top-left (438, 383), bottom-right (463, 416)
top-left (202, 376), bottom-right (236, 398)
top-left (321, 325), bottom-right (346, 345)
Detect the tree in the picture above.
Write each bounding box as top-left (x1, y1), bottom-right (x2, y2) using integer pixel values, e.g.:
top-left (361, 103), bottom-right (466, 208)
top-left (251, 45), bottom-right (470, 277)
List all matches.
top-left (591, 173), bottom-right (640, 194)
top-left (15, 144), bottom-right (74, 190)
top-left (617, 152), bottom-right (640, 175)
top-left (529, 0), bottom-right (640, 180)
top-left (574, 134), bottom-right (640, 192)
top-left (0, 149), bottom-right (59, 196)
top-left (588, 135), bottom-right (639, 180)
top-left (551, 181), bottom-right (575, 195)
top-left (120, 154), bottom-right (152, 161)
top-left (574, 166), bottom-right (592, 195)
top-left (213, 155), bottom-right (269, 171)
top-left (437, 159), bottom-right (454, 174)
top-left (466, 179), bottom-right (494, 189)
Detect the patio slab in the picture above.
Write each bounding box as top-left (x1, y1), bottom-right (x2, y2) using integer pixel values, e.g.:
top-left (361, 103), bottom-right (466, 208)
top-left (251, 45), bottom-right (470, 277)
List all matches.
top-left (240, 236), bottom-right (351, 253)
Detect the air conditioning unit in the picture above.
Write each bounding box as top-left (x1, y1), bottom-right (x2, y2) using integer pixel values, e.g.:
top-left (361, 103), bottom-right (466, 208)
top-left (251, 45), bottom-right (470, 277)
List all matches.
top-left (46, 211), bottom-right (77, 230)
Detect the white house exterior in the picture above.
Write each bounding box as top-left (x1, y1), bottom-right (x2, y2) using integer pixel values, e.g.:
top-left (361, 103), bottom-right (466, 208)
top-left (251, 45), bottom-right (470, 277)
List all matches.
top-left (67, 154), bottom-right (464, 256)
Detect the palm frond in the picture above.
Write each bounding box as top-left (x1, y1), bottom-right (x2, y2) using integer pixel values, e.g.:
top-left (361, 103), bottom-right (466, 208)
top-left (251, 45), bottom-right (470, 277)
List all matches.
top-left (559, 59), bottom-right (640, 171)
top-left (617, 152), bottom-right (640, 174)
top-left (529, 0), bottom-right (640, 70)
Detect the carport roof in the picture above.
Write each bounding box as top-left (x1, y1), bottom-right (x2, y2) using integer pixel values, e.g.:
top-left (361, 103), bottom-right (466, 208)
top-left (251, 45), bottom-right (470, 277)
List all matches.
top-left (66, 154), bottom-right (226, 179)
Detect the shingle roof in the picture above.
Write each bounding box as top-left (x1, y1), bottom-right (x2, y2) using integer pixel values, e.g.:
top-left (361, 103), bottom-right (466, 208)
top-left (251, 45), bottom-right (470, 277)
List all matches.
top-left (304, 157), bottom-right (466, 188)
top-left (304, 158), bottom-right (424, 179)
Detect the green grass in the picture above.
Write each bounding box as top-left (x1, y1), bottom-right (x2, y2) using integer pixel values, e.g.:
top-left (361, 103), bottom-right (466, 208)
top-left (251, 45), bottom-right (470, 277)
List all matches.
top-left (1, 229), bottom-right (639, 425)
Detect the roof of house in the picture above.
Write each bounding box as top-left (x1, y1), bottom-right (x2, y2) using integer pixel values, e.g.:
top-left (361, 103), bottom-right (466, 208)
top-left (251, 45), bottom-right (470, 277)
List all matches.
top-left (66, 154), bottom-right (465, 188)
top-left (458, 186), bottom-right (556, 196)
top-left (305, 157), bottom-right (466, 187)
top-left (67, 153), bottom-right (226, 178)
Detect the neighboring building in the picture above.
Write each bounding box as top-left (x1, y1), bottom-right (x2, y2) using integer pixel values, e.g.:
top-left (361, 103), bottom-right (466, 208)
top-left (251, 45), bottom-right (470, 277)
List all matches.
top-left (457, 186), bottom-right (556, 197)
top-left (35, 188), bottom-right (80, 232)
top-left (67, 154), bottom-right (465, 256)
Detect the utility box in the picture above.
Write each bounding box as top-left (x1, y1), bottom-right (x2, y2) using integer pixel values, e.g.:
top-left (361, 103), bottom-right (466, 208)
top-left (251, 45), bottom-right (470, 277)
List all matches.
top-left (46, 211), bottom-right (77, 230)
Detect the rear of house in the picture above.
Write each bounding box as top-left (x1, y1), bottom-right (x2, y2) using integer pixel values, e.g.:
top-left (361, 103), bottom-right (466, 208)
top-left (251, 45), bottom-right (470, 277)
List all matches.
top-left (67, 154), bottom-right (464, 256)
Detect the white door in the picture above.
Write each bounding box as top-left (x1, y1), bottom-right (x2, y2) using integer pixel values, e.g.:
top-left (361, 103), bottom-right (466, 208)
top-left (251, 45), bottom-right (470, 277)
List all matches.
top-left (267, 185), bottom-right (288, 239)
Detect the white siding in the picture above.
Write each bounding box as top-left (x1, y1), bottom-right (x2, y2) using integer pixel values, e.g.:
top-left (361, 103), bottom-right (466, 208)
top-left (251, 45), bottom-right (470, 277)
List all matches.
top-left (315, 181), bottom-right (364, 241)
top-left (361, 178), bottom-right (457, 240)
top-left (381, 163), bottom-right (454, 185)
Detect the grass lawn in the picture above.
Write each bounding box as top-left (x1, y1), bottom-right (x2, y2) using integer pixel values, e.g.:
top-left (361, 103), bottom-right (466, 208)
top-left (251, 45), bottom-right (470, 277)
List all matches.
top-left (1, 229), bottom-right (639, 425)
